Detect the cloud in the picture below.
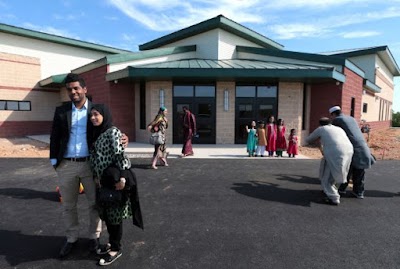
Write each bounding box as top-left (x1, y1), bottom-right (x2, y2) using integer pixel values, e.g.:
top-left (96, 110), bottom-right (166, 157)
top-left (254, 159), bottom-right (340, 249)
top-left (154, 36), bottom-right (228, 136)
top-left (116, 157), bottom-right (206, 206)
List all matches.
top-left (106, 0), bottom-right (265, 31)
top-left (268, 6), bottom-right (400, 39)
top-left (52, 11), bottom-right (85, 21)
top-left (106, 0), bottom-right (400, 42)
top-left (341, 31), bottom-right (381, 38)
top-left (22, 23), bottom-right (80, 40)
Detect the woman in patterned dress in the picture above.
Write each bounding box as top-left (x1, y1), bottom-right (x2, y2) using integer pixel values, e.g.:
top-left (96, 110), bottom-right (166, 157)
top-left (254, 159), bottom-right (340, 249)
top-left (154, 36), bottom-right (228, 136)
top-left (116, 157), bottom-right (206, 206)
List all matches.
top-left (90, 104), bottom-right (143, 266)
top-left (147, 107), bottom-right (169, 169)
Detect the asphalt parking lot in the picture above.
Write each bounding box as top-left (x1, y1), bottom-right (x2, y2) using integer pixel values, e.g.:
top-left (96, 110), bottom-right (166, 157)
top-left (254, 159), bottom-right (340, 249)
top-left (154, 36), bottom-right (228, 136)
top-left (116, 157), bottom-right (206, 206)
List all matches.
top-left (0, 158), bottom-right (399, 269)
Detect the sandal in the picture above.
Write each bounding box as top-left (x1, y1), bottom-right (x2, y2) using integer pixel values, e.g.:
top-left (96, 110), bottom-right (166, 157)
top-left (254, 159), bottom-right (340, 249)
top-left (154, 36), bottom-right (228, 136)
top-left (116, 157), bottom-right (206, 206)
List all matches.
top-left (99, 251), bottom-right (122, 266)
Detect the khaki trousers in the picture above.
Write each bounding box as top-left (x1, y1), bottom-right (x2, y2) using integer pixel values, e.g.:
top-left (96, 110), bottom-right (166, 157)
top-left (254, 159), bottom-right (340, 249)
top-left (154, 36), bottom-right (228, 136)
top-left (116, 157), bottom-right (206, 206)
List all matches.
top-left (56, 160), bottom-right (102, 242)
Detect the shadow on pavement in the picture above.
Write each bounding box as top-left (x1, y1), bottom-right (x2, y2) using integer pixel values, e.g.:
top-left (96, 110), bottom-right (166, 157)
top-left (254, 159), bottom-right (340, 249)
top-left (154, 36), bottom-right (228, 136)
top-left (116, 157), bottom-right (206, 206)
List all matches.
top-left (0, 230), bottom-right (97, 266)
top-left (231, 180), bottom-right (322, 207)
top-left (0, 188), bottom-right (59, 202)
top-left (275, 174), bottom-right (321, 185)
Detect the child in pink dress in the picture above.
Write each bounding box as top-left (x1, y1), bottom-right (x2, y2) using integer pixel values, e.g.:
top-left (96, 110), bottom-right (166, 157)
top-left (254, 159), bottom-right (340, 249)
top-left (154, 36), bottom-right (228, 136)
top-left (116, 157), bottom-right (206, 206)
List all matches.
top-left (287, 128), bottom-right (299, 158)
top-left (275, 119), bottom-right (287, 157)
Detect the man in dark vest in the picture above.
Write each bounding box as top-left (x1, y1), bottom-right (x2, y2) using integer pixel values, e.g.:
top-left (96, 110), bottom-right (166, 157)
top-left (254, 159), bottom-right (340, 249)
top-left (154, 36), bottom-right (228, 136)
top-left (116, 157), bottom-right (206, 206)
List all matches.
top-left (329, 105), bottom-right (376, 199)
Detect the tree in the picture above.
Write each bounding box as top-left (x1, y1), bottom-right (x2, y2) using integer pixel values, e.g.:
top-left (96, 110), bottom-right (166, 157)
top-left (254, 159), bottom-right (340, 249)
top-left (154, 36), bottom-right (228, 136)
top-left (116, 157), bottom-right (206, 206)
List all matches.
top-left (392, 110), bottom-right (400, 127)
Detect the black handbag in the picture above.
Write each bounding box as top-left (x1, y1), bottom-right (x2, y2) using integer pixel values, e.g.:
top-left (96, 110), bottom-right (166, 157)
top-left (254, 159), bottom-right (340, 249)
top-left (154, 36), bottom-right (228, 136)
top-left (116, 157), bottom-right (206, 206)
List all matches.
top-left (97, 188), bottom-right (122, 205)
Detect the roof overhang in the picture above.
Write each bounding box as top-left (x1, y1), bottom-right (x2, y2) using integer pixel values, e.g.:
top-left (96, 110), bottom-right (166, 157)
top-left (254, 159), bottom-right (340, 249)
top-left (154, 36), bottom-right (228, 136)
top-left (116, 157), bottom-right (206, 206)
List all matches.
top-left (39, 74), bottom-right (68, 87)
top-left (363, 79), bottom-right (381, 93)
top-left (106, 66), bottom-right (345, 83)
top-left (237, 46), bottom-right (365, 78)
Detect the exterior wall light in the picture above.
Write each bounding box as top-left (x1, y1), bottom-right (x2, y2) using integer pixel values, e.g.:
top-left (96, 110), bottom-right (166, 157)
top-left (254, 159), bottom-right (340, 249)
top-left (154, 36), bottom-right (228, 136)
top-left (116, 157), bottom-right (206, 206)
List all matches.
top-left (224, 90), bottom-right (229, 111)
top-left (160, 89), bottom-right (165, 108)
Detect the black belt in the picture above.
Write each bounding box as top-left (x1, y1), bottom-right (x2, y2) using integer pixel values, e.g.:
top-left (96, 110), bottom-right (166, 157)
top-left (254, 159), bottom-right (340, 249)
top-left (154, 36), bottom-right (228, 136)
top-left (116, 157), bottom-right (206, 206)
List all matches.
top-left (64, 157), bottom-right (90, 162)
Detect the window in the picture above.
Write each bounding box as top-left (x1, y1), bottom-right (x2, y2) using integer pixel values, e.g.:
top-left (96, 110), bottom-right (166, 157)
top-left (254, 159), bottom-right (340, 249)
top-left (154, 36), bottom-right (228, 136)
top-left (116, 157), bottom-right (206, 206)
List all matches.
top-left (195, 86), bottom-right (215, 97)
top-left (0, 100), bottom-right (31, 111)
top-left (174, 86), bottom-right (194, 97)
top-left (236, 86), bottom-right (256, 97)
top-left (362, 103), bottom-right (368, 113)
top-left (257, 86), bottom-right (277, 97)
top-left (140, 81), bottom-right (146, 129)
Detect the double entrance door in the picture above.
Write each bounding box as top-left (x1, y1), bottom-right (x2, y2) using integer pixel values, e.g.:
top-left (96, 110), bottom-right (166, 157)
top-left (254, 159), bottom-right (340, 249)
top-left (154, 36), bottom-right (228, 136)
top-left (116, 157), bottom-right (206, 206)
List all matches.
top-left (173, 97), bottom-right (216, 144)
top-left (235, 97), bottom-right (277, 144)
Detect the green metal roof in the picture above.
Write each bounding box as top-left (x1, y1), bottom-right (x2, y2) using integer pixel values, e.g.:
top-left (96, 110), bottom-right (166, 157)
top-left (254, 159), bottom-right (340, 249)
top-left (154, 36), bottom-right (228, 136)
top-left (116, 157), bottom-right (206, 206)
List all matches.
top-left (322, 46), bottom-right (400, 76)
top-left (0, 23), bottom-right (131, 54)
top-left (237, 46), bottom-right (365, 78)
top-left (139, 15), bottom-right (284, 51)
top-left (39, 73), bottom-right (68, 87)
top-left (106, 59), bottom-right (345, 82)
top-left (72, 45), bottom-right (196, 74)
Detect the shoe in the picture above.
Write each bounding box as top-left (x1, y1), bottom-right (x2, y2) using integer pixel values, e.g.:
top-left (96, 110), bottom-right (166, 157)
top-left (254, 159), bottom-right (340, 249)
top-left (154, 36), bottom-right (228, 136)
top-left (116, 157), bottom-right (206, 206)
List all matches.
top-left (88, 238), bottom-right (99, 253)
top-left (324, 197), bottom-right (339, 206)
top-left (96, 243), bottom-right (111, 255)
top-left (99, 251), bottom-right (122, 266)
top-left (338, 190), bottom-right (346, 196)
top-left (351, 191), bottom-right (364, 199)
top-left (59, 241), bottom-right (77, 258)
top-left (151, 165), bottom-right (158, 169)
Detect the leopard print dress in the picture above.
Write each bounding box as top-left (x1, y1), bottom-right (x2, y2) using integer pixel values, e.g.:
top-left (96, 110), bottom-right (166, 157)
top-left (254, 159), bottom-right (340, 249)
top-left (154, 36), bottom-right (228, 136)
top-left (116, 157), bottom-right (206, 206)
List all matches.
top-left (91, 126), bottom-right (132, 224)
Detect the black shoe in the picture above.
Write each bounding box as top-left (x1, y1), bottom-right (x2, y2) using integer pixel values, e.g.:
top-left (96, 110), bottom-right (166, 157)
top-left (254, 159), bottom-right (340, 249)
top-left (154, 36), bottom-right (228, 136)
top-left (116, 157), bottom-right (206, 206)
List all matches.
top-left (88, 238), bottom-right (99, 253)
top-left (99, 251), bottom-right (122, 266)
top-left (59, 241), bottom-right (77, 258)
top-left (96, 243), bottom-right (111, 255)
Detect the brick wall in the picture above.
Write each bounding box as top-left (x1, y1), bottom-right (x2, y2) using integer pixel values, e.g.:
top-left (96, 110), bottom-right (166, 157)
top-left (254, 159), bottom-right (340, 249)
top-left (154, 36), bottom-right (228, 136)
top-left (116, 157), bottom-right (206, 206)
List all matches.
top-left (0, 52), bottom-right (40, 88)
top-left (80, 66), bottom-right (136, 139)
top-left (309, 82), bottom-right (342, 132)
top-left (341, 67), bottom-right (363, 121)
top-left (0, 52), bottom-right (59, 137)
top-left (0, 121), bottom-right (52, 137)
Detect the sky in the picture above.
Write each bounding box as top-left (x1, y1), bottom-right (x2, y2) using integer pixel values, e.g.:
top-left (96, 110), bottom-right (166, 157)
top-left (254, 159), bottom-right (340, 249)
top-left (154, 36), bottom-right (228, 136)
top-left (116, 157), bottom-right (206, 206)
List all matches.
top-left (1, 0), bottom-right (400, 112)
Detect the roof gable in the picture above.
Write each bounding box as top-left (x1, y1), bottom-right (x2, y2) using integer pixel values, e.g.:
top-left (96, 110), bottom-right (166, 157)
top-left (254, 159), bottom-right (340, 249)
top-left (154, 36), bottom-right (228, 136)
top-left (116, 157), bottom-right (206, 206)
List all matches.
top-left (323, 46), bottom-right (400, 76)
top-left (139, 15), bottom-right (283, 51)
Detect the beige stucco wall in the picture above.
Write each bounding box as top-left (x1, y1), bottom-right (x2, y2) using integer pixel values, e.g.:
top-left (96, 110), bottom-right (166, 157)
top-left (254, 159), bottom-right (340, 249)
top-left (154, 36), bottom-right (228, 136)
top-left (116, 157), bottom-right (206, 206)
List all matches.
top-left (362, 66), bottom-right (394, 122)
top-left (216, 81), bottom-right (235, 144)
top-left (0, 32), bottom-right (113, 80)
top-left (278, 82), bottom-right (304, 143)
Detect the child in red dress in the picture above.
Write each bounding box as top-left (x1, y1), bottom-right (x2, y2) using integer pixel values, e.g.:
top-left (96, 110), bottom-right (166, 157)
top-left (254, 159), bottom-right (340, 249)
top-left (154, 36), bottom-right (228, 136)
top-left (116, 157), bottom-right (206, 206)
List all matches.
top-left (287, 128), bottom-right (299, 158)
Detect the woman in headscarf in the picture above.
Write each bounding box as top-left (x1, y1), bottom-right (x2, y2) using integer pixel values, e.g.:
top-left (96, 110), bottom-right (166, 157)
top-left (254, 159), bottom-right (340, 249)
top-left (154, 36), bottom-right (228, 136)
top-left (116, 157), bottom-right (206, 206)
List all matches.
top-left (90, 104), bottom-right (143, 266)
top-left (147, 107), bottom-right (169, 169)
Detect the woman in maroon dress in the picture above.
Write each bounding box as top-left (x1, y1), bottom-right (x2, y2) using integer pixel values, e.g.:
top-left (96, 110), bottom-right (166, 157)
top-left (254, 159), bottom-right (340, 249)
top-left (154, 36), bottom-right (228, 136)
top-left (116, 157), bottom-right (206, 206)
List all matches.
top-left (181, 106), bottom-right (197, 157)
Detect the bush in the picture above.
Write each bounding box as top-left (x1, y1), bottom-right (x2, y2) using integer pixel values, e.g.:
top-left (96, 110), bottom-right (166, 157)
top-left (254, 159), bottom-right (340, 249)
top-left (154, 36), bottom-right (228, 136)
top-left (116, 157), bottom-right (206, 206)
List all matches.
top-left (393, 111), bottom-right (400, 127)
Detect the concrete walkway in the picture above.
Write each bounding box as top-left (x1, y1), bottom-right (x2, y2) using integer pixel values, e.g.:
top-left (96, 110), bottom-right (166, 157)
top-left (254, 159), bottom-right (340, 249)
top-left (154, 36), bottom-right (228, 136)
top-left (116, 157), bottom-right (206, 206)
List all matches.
top-left (28, 135), bottom-right (311, 159)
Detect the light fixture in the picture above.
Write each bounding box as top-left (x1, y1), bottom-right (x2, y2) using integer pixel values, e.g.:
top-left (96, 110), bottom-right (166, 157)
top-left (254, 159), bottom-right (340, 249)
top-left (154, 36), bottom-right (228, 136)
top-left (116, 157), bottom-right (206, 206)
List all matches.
top-left (224, 90), bottom-right (229, 111)
top-left (159, 89), bottom-right (165, 107)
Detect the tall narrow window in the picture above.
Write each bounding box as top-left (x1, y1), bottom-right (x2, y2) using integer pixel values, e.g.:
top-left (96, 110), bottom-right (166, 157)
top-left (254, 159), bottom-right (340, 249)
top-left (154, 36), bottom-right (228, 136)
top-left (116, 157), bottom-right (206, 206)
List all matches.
top-left (362, 103), bottom-right (368, 113)
top-left (140, 81), bottom-right (146, 129)
top-left (350, 97), bottom-right (355, 117)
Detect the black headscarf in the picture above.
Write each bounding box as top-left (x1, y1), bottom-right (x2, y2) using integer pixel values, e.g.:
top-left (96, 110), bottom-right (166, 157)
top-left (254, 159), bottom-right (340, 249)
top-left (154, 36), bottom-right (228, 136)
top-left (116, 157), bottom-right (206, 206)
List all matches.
top-left (91, 104), bottom-right (113, 141)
